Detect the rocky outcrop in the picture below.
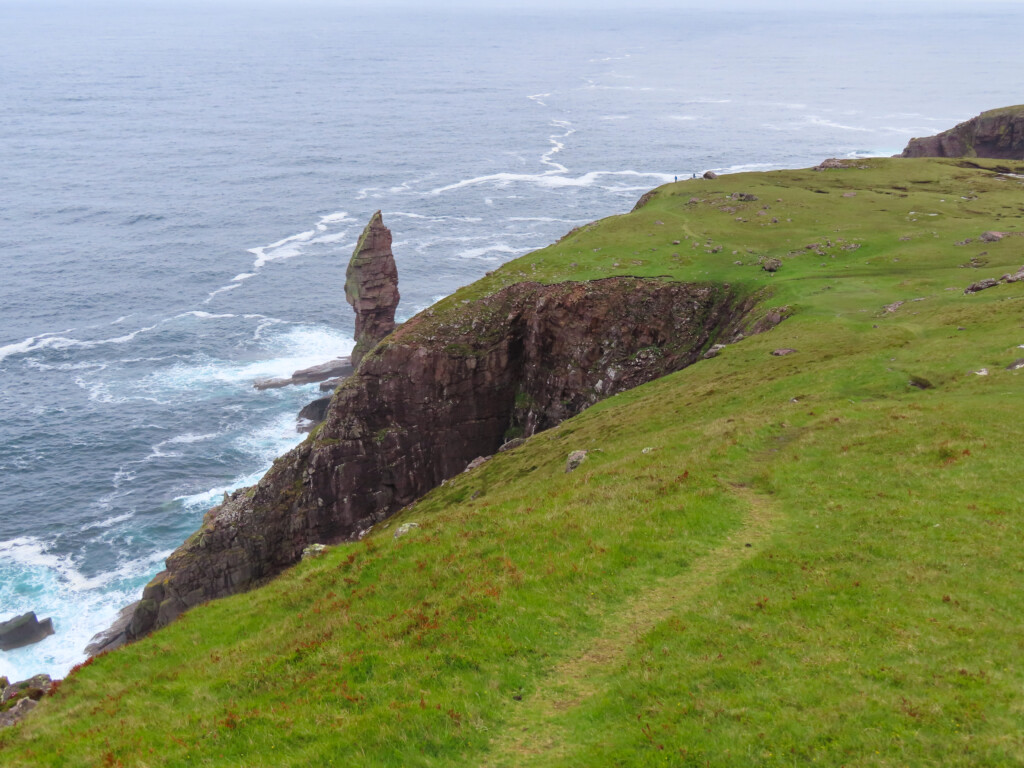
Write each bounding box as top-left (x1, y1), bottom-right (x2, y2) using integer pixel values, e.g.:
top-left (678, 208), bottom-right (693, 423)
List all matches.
top-left (0, 612), bottom-right (54, 651)
top-left (901, 106), bottom-right (1024, 159)
top-left (124, 277), bottom-right (777, 641)
top-left (346, 211), bottom-right (400, 367)
top-left (253, 358), bottom-right (353, 391)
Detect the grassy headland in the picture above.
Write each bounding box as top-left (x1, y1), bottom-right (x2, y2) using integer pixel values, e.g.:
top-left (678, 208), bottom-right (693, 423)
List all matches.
top-left (3, 157), bottom-right (1023, 766)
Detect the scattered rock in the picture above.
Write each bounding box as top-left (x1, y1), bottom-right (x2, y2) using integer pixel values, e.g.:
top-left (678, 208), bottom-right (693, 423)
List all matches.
top-left (762, 258), bottom-right (782, 273)
top-left (393, 522), bottom-right (420, 540)
top-left (884, 301), bottom-right (905, 313)
top-left (301, 543), bottom-right (327, 560)
top-left (703, 344), bottom-right (726, 359)
top-left (974, 368), bottom-right (989, 376)
top-left (498, 438), bottom-right (526, 453)
top-left (0, 612), bottom-right (54, 652)
top-left (565, 450), bottom-right (588, 473)
top-left (842, 192), bottom-right (857, 198)
top-left (731, 192), bottom-right (758, 202)
top-left (346, 211), bottom-right (400, 367)
top-left (2, 674), bottom-right (53, 705)
top-left (672, 239), bottom-right (681, 245)
top-left (463, 455), bottom-right (491, 473)
top-left (641, 447), bottom-right (653, 454)
top-left (980, 231), bottom-right (1007, 242)
top-left (1006, 358), bottom-right (1024, 370)
top-left (702, 170), bottom-right (718, 180)
top-left (771, 348), bottom-right (797, 356)
top-left (909, 375), bottom-right (934, 390)
top-left (0, 697), bottom-right (37, 729)
top-left (964, 278), bottom-right (1000, 294)
top-left (1002, 266), bottom-right (1024, 283)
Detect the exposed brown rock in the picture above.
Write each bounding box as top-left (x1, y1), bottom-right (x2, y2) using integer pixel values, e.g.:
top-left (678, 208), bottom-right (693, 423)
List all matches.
top-left (123, 278), bottom-right (780, 641)
top-left (346, 211), bottom-right (400, 366)
top-left (901, 106), bottom-right (1024, 159)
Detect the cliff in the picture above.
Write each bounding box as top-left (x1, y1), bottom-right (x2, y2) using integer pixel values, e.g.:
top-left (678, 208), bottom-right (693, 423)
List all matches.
top-left (124, 276), bottom-right (770, 641)
top-left (901, 105), bottom-right (1024, 159)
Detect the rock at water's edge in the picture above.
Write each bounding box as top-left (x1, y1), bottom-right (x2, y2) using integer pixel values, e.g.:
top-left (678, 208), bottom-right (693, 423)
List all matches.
top-left (346, 211), bottom-right (400, 367)
top-left (0, 612), bottom-right (54, 651)
top-left (901, 105), bottom-right (1024, 160)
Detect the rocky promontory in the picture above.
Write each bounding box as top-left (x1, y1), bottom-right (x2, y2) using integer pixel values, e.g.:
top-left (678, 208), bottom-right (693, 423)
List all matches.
top-left (122, 275), bottom-right (781, 642)
top-left (901, 105), bottom-right (1024, 159)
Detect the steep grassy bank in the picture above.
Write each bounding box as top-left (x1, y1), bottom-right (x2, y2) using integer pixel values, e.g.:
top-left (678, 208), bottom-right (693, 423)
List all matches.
top-left (3, 157), bottom-right (1023, 766)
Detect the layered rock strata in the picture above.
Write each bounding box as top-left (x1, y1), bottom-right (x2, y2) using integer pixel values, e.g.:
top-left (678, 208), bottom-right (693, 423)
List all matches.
top-left (901, 105), bottom-right (1024, 159)
top-left (345, 211), bottom-right (400, 366)
top-left (124, 277), bottom-right (774, 642)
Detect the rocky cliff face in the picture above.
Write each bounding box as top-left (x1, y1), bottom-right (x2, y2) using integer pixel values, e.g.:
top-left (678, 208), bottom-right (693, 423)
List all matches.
top-left (901, 106), bottom-right (1024, 159)
top-left (124, 277), bottom-right (775, 642)
top-left (345, 211), bottom-right (400, 366)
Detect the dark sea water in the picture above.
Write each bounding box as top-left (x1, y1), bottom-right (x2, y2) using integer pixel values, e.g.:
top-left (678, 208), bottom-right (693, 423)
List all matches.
top-left (2, 0), bottom-right (1022, 679)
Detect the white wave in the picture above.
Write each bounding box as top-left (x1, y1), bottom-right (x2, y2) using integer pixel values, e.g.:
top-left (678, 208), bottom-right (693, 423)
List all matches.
top-left (600, 115), bottom-right (631, 121)
top-left (507, 216), bottom-right (590, 224)
top-left (0, 539), bottom-right (172, 679)
top-left (309, 232), bottom-right (351, 245)
top-left (667, 115), bottom-right (698, 121)
top-left (807, 116), bottom-right (874, 133)
top-left (204, 283), bottom-right (241, 302)
top-left (178, 310), bottom-right (237, 320)
top-left (248, 228), bottom-right (317, 270)
top-left (232, 272), bottom-right (255, 282)
top-left (456, 244), bottom-right (534, 260)
top-left (318, 211), bottom-right (351, 225)
top-left (388, 211), bottom-right (483, 223)
top-left (142, 432), bottom-right (220, 462)
top-left (527, 92), bottom-right (550, 106)
top-left (110, 316), bottom-right (130, 325)
top-left (0, 325), bottom-right (158, 363)
top-left (81, 511), bottom-right (135, 531)
top-left (431, 168), bottom-right (675, 195)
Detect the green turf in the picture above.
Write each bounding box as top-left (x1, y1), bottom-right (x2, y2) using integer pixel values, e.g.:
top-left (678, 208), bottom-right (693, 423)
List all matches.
top-left (3, 157), bottom-right (1023, 767)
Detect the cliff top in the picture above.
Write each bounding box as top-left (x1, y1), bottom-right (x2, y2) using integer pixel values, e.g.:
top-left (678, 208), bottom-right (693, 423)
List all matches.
top-left (6, 157), bottom-right (1024, 766)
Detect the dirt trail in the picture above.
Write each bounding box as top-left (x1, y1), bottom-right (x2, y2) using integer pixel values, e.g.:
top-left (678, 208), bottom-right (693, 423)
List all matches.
top-left (482, 485), bottom-right (778, 767)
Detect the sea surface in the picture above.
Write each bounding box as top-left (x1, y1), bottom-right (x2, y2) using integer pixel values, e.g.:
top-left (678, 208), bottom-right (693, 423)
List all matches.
top-left (2, 0), bottom-right (1022, 680)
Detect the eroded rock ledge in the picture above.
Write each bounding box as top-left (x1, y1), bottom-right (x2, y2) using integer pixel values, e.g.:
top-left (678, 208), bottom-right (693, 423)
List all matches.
top-left (123, 277), bottom-right (778, 642)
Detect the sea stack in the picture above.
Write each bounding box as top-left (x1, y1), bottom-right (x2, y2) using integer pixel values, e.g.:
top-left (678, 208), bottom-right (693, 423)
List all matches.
top-left (901, 105), bottom-right (1024, 160)
top-left (345, 211), bottom-right (400, 367)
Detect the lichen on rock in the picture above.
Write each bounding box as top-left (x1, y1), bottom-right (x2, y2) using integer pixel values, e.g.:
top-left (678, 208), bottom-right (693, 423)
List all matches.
top-left (345, 211), bottom-right (400, 367)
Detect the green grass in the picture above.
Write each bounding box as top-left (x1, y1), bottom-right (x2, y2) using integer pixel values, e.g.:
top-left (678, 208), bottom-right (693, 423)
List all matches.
top-left (3, 157), bottom-right (1024, 766)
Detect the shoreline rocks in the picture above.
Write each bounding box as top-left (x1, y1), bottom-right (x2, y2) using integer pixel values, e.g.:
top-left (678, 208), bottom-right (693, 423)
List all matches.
top-left (253, 358), bottom-right (353, 391)
top-left (0, 612), bottom-right (54, 651)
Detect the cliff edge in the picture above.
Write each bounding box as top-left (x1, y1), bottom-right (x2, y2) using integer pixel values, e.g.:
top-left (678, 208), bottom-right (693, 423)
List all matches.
top-left (123, 276), bottom-right (771, 642)
top-left (901, 105), bottom-right (1024, 159)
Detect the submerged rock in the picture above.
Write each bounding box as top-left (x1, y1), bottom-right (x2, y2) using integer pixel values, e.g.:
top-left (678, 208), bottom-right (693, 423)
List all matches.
top-left (346, 211), bottom-right (400, 367)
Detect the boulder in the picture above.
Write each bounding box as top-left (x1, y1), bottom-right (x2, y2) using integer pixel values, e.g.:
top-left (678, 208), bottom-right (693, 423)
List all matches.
top-left (393, 522), bottom-right (420, 540)
top-left (1, 674), bottom-right (53, 705)
top-left (772, 348), bottom-right (797, 356)
top-left (703, 344), bottom-right (726, 359)
top-left (0, 697), bottom-right (37, 729)
top-left (762, 258), bottom-right (782, 273)
top-left (964, 278), bottom-right (1000, 294)
top-left (0, 612), bottom-right (54, 651)
top-left (346, 211), bottom-right (400, 367)
top-left (702, 170), bottom-right (718, 180)
top-left (565, 450), bottom-right (588, 473)
top-left (1006, 358), bottom-right (1024, 371)
top-left (498, 438), bottom-right (526, 452)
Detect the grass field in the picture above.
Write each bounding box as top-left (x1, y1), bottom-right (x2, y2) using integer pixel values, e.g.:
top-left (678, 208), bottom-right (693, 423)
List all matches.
top-left (3, 157), bottom-right (1023, 766)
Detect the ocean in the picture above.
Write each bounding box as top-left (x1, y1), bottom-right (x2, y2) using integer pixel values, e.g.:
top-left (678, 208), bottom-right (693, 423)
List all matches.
top-left (2, 0), bottom-right (1022, 680)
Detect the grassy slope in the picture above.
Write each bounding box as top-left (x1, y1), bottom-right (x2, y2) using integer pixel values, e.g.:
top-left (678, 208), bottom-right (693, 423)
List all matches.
top-left (3, 158), bottom-right (1024, 767)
